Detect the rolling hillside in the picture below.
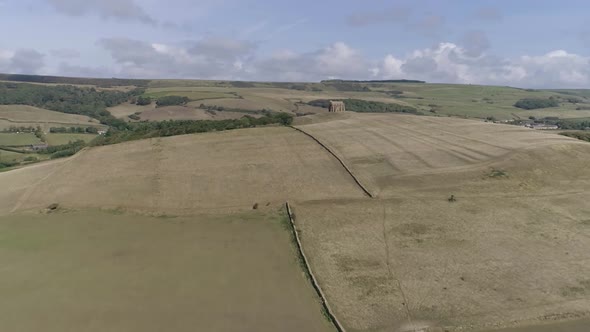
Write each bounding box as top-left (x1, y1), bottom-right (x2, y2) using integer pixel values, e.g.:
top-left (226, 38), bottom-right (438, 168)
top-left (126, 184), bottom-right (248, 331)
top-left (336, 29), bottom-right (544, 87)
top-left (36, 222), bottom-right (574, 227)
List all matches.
top-left (2, 112), bottom-right (590, 331)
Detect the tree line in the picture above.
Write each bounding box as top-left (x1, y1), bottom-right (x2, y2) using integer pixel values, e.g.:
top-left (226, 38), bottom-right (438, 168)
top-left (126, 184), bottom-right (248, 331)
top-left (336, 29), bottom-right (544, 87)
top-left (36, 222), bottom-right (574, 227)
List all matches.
top-left (514, 98), bottom-right (559, 109)
top-left (92, 113), bottom-right (293, 146)
top-left (49, 127), bottom-right (99, 134)
top-left (0, 73), bottom-right (149, 87)
top-left (308, 99), bottom-right (418, 114)
top-left (0, 82), bottom-right (143, 129)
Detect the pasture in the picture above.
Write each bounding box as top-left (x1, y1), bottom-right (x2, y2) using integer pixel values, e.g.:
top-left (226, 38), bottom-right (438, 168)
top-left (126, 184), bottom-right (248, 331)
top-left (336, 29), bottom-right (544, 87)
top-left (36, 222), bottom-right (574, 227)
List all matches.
top-left (0, 209), bottom-right (333, 332)
top-left (289, 113), bottom-right (590, 331)
top-left (45, 133), bottom-right (98, 146)
top-left (137, 81), bottom-right (590, 122)
top-left (294, 113), bottom-right (576, 196)
top-left (0, 105), bottom-right (105, 132)
top-left (0, 132), bottom-right (41, 146)
top-left (2, 102), bottom-right (590, 331)
top-left (0, 126), bottom-right (365, 216)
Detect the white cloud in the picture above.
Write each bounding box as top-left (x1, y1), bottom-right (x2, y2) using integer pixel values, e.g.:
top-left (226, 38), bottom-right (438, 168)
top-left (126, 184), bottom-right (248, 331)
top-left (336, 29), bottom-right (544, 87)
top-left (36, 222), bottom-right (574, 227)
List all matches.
top-left (75, 37), bottom-right (590, 88)
top-left (0, 49), bottom-right (45, 74)
top-left (376, 44), bottom-right (590, 88)
top-left (98, 37), bottom-right (256, 80)
top-left (46, 0), bottom-right (156, 25)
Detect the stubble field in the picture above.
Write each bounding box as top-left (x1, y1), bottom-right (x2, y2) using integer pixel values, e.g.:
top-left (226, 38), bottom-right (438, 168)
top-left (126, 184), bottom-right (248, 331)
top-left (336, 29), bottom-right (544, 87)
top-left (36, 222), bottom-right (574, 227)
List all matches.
top-left (2, 111), bottom-right (590, 331)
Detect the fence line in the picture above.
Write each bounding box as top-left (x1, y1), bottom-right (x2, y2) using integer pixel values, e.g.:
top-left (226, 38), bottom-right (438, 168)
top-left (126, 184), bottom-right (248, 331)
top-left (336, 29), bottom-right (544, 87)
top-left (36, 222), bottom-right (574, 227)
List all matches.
top-left (290, 126), bottom-right (374, 198)
top-left (285, 202), bottom-right (346, 332)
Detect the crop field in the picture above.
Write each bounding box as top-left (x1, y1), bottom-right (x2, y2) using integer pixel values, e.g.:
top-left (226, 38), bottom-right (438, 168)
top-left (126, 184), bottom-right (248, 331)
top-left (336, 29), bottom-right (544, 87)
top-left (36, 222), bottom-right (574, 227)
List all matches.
top-left (45, 133), bottom-right (98, 146)
top-left (135, 81), bottom-right (590, 122)
top-left (3, 102), bottom-right (590, 331)
top-left (0, 209), bottom-right (333, 332)
top-left (0, 127), bottom-right (365, 215)
top-left (286, 113), bottom-right (590, 331)
top-left (295, 113), bottom-right (575, 197)
top-left (0, 132), bottom-right (41, 146)
top-left (107, 102), bottom-right (155, 118)
top-left (137, 106), bottom-right (260, 121)
top-left (0, 105), bottom-right (105, 132)
top-left (143, 88), bottom-right (239, 101)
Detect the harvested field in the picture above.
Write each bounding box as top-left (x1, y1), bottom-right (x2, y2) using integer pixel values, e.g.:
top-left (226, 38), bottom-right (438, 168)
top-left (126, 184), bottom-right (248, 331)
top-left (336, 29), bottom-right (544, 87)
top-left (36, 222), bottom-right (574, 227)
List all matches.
top-left (0, 209), bottom-right (333, 332)
top-left (144, 88), bottom-right (239, 101)
top-left (107, 102), bottom-right (155, 118)
top-left (0, 105), bottom-right (104, 131)
top-left (295, 113), bottom-right (576, 197)
top-left (137, 106), bottom-right (254, 121)
top-left (0, 127), bottom-right (365, 215)
top-left (3, 110), bottom-right (590, 331)
top-left (289, 113), bottom-right (590, 331)
top-left (294, 189), bottom-right (590, 331)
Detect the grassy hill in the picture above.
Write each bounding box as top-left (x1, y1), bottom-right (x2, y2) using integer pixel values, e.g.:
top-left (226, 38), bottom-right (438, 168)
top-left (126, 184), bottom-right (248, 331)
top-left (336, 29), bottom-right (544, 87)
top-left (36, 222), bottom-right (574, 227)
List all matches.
top-left (2, 74), bottom-right (590, 331)
top-left (2, 113), bottom-right (590, 331)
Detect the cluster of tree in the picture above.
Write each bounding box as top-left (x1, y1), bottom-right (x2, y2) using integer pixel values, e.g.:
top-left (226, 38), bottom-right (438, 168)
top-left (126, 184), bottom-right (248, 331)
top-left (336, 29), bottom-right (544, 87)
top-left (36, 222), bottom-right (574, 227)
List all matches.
top-left (37, 140), bottom-right (87, 159)
top-left (553, 119), bottom-right (590, 130)
top-left (321, 79), bottom-right (426, 84)
top-left (561, 131), bottom-right (590, 142)
top-left (514, 98), bottom-right (559, 109)
top-left (0, 73), bottom-right (149, 87)
top-left (0, 159), bottom-right (19, 169)
top-left (92, 113), bottom-right (293, 146)
top-left (4, 126), bottom-right (37, 133)
top-left (198, 104), bottom-right (266, 115)
top-left (49, 127), bottom-right (99, 134)
top-left (307, 99), bottom-right (418, 114)
top-left (0, 82), bottom-right (142, 129)
top-left (34, 126), bottom-right (45, 142)
top-left (323, 82), bottom-right (371, 92)
top-left (156, 95), bottom-right (190, 107)
top-left (229, 81), bottom-right (256, 88)
top-left (136, 96), bottom-right (152, 105)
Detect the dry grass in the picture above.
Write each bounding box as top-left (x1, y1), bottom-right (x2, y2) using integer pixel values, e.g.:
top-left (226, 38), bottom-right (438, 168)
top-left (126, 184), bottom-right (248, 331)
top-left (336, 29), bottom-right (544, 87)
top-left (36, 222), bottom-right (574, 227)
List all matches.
top-left (0, 209), bottom-right (333, 332)
top-left (3, 111), bottom-right (590, 331)
top-left (0, 105), bottom-right (104, 131)
top-left (0, 127), bottom-right (365, 216)
top-left (296, 113), bottom-right (576, 197)
top-left (138, 106), bottom-right (257, 121)
top-left (289, 113), bottom-right (590, 331)
top-left (107, 102), bottom-right (155, 118)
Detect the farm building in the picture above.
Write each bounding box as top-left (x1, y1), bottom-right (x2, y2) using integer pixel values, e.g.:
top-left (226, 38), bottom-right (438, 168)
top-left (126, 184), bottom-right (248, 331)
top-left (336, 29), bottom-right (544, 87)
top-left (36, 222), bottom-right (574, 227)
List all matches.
top-left (31, 143), bottom-right (48, 151)
top-left (329, 101), bottom-right (345, 113)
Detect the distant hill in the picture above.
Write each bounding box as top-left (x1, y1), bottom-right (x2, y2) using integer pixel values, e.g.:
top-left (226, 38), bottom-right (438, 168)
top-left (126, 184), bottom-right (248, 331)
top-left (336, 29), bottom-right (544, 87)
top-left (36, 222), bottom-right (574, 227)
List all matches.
top-left (0, 73), bottom-right (149, 88)
top-left (321, 79), bottom-right (426, 84)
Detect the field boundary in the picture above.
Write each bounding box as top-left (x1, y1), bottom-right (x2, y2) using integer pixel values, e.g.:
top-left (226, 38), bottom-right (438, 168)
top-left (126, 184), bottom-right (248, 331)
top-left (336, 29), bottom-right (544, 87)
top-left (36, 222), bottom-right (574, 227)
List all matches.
top-left (285, 202), bottom-right (346, 332)
top-left (290, 126), bottom-right (374, 198)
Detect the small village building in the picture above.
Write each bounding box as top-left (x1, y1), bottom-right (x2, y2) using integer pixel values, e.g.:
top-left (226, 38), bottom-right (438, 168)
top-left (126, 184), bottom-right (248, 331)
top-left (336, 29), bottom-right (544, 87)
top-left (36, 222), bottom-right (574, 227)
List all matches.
top-left (31, 143), bottom-right (48, 151)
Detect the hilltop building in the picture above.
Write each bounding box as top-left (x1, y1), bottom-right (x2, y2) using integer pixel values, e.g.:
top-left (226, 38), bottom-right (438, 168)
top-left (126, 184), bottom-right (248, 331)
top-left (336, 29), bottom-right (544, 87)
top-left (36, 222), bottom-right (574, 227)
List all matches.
top-left (329, 101), bottom-right (345, 113)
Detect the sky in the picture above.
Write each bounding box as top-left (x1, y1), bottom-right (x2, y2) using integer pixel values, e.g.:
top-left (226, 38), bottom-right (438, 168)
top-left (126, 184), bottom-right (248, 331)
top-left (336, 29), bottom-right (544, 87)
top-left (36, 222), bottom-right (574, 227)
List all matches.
top-left (0, 0), bottom-right (589, 88)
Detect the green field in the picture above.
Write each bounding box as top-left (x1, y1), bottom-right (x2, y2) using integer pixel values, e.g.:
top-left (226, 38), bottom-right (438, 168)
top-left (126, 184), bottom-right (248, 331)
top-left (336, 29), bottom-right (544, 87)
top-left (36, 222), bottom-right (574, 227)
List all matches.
top-left (139, 81), bottom-right (590, 121)
top-left (0, 209), bottom-right (333, 332)
top-left (45, 133), bottom-right (98, 146)
top-left (0, 149), bottom-right (45, 166)
top-left (0, 132), bottom-right (41, 146)
top-left (143, 88), bottom-right (240, 101)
